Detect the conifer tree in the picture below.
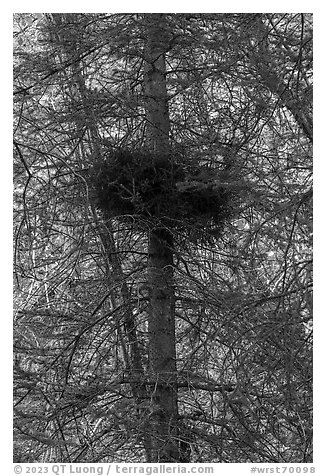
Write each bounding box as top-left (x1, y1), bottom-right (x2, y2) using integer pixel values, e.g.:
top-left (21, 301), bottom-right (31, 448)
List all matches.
top-left (14, 13), bottom-right (312, 463)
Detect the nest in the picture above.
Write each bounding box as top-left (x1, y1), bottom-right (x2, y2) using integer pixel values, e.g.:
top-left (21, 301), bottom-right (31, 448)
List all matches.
top-left (88, 149), bottom-right (236, 236)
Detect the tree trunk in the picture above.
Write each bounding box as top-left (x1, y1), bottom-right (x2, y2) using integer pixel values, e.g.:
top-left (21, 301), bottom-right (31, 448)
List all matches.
top-left (147, 229), bottom-right (179, 462)
top-left (143, 14), bottom-right (181, 462)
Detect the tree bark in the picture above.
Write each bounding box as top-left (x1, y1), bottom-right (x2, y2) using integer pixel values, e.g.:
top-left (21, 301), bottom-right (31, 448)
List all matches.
top-left (143, 14), bottom-right (181, 462)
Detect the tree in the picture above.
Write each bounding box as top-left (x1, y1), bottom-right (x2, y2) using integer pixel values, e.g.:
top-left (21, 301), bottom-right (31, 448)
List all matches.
top-left (142, 14), bottom-right (180, 462)
top-left (14, 13), bottom-right (312, 463)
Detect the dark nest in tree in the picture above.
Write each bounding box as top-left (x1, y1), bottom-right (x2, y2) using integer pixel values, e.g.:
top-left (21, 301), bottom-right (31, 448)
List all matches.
top-left (88, 149), bottom-right (238, 237)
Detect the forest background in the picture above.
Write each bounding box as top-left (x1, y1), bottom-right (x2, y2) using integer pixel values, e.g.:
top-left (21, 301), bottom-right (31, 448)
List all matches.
top-left (3, 3), bottom-right (324, 470)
